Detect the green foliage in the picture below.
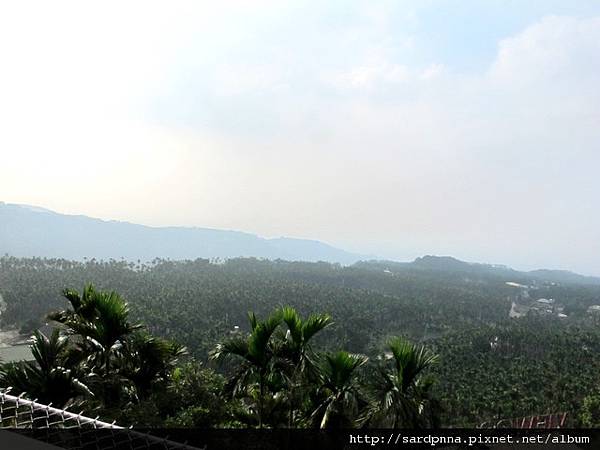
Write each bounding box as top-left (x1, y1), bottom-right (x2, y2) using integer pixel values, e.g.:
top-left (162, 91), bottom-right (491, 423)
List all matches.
top-left (211, 309), bottom-right (286, 428)
top-left (2, 256), bottom-right (600, 427)
top-left (0, 329), bottom-right (90, 407)
top-left (163, 361), bottom-right (234, 427)
top-left (367, 337), bottom-right (439, 428)
top-left (311, 351), bottom-right (369, 428)
top-left (579, 391), bottom-right (600, 427)
top-left (1, 284), bottom-right (190, 427)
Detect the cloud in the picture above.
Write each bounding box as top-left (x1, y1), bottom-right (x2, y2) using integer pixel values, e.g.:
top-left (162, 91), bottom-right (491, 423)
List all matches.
top-left (326, 62), bottom-right (445, 89)
top-left (211, 64), bottom-right (289, 96)
top-left (1, 5), bottom-right (600, 274)
top-left (490, 15), bottom-right (600, 87)
top-left (328, 63), bottom-right (411, 89)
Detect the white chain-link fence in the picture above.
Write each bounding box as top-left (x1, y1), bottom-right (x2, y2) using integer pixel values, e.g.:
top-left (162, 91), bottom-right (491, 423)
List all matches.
top-left (0, 389), bottom-right (202, 449)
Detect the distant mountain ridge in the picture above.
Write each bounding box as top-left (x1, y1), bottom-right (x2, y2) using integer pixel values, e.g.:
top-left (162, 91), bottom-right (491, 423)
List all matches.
top-left (2, 202), bottom-right (598, 284)
top-left (358, 255), bottom-right (600, 286)
top-left (0, 202), bottom-right (363, 264)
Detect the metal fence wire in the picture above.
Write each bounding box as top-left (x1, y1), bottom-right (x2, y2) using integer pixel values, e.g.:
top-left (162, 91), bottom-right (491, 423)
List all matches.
top-left (0, 389), bottom-right (202, 450)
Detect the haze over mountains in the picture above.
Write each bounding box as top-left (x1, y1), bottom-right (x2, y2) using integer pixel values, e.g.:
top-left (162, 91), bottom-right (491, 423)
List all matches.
top-left (1, 201), bottom-right (599, 285)
top-left (0, 202), bottom-right (363, 264)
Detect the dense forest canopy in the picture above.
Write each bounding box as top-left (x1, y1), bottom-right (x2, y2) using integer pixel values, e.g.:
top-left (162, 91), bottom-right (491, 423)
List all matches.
top-left (1, 255), bottom-right (600, 427)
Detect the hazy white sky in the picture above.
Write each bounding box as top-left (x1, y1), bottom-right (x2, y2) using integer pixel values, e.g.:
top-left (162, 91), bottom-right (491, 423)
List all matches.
top-left (1, 1), bottom-right (600, 274)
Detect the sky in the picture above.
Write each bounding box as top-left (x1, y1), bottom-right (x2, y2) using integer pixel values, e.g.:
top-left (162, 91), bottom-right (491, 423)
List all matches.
top-left (1, 1), bottom-right (600, 275)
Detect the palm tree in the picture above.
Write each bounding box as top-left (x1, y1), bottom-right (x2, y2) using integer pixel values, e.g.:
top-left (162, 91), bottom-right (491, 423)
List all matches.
top-left (367, 337), bottom-right (439, 428)
top-left (210, 310), bottom-right (283, 428)
top-left (120, 331), bottom-right (187, 400)
top-left (280, 306), bottom-right (332, 426)
top-left (48, 284), bottom-right (143, 406)
top-left (0, 329), bottom-right (90, 407)
top-left (311, 351), bottom-right (368, 429)
top-left (281, 307), bottom-right (332, 372)
top-left (49, 285), bottom-right (142, 375)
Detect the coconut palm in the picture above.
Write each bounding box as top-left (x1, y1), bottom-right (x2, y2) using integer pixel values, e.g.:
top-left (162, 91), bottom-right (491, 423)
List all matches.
top-left (367, 337), bottom-right (439, 428)
top-left (310, 351), bottom-right (368, 429)
top-left (0, 329), bottom-right (90, 407)
top-left (210, 310), bottom-right (284, 428)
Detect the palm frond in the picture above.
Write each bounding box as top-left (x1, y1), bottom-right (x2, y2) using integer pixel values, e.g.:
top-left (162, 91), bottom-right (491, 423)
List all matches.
top-left (247, 311), bottom-right (258, 331)
top-left (387, 337), bottom-right (437, 391)
top-left (281, 306), bottom-right (302, 344)
top-left (210, 337), bottom-right (249, 361)
top-left (29, 329), bottom-right (68, 374)
top-left (302, 313), bottom-right (333, 342)
top-left (247, 312), bottom-right (282, 364)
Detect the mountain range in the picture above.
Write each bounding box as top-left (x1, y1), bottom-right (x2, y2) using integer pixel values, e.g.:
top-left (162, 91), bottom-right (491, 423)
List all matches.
top-left (2, 201), bottom-right (599, 285)
top-left (0, 202), bottom-right (363, 264)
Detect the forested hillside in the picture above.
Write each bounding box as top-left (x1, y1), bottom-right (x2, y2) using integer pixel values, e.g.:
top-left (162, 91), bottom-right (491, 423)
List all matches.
top-left (2, 256), bottom-right (600, 427)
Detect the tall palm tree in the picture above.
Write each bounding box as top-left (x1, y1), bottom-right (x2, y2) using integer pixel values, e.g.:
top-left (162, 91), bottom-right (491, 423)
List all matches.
top-left (210, 310), bottom-right (283, 428)
top-left (0, 329), bottom-right (91, 407)
top-left (367, 337), bottom-right (439, 428)
top-left (311, 351), bottom-right (368, 429)
top-left (48, 284), bottom-right (143, 407)
top-left (280, 306), bottom-right (332, 426)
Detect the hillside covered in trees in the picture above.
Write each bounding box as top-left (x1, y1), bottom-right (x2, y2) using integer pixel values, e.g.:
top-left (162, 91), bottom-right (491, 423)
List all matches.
top-left (2, 255), bottom-right (600, 427)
